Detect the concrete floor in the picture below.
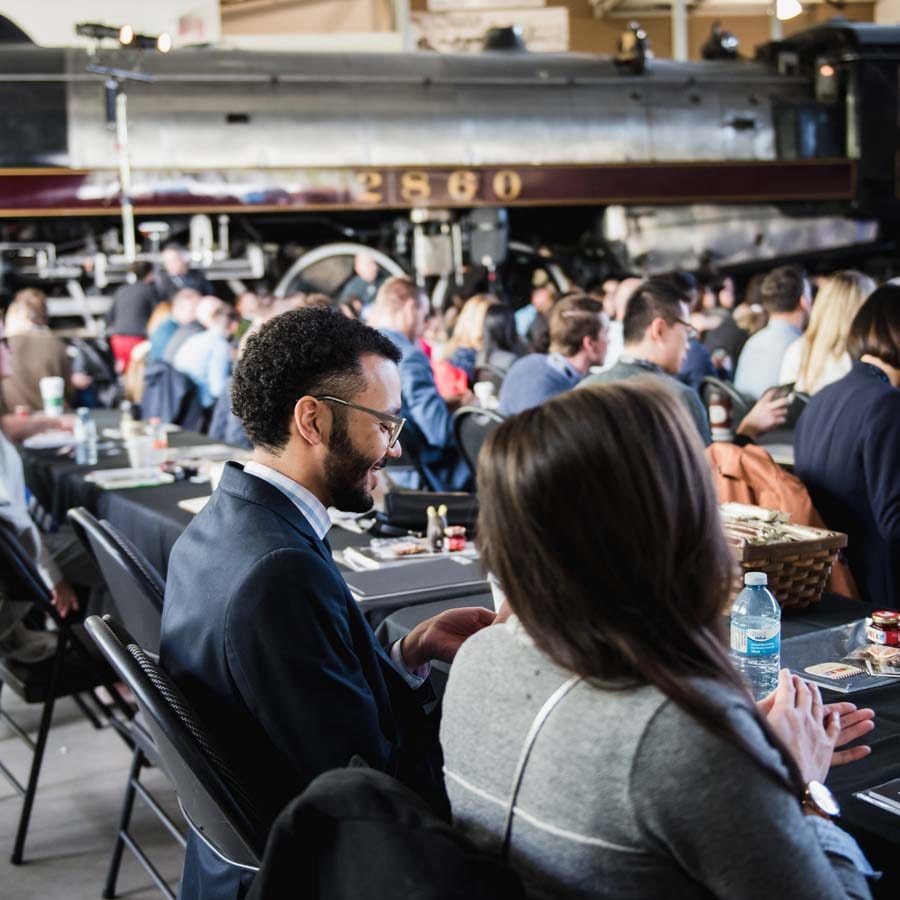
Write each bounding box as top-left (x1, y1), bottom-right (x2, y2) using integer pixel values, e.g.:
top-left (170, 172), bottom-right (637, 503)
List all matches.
top-left (0, 689), bottom-right (185, 899)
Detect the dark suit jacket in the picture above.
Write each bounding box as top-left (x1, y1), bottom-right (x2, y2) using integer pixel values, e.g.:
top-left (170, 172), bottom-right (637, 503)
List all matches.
top-left (795, 361), bottom-right (900, 609)
top-left (161, 462), bottom-right (442, 899)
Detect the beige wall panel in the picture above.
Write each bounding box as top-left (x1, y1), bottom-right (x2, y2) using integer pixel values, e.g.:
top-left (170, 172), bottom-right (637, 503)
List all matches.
top-left (222, 0), bottom-right (393, 35)
top-left (411, 0), bottom-right (874, 58)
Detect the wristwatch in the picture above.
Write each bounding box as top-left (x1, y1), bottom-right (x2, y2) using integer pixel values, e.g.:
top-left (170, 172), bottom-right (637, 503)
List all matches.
top-left (802, 780), bottom-right (840, 819)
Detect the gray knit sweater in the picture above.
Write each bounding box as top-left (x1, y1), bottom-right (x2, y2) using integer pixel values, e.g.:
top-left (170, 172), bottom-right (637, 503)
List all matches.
top-left (441, 618), bottom-right (874, 900)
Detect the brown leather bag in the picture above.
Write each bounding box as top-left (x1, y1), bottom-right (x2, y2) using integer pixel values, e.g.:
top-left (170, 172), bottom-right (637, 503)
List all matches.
top-left (705, 442), bottom-right (859, 600)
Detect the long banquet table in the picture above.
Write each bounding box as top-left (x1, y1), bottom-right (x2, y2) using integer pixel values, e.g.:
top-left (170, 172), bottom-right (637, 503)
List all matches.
top-left (18, 417), bottom-right (900, 895)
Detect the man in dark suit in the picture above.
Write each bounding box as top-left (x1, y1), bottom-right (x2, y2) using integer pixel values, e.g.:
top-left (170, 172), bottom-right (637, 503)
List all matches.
top-left (161, 308), bottom-right (494, 899)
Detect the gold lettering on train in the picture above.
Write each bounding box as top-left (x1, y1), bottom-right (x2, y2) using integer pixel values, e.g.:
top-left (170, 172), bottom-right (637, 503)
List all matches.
top-left (492, 170), bottom-right (523, 202)
top-left (400, 171), bottom-right (432, 204)
top-left (447, 170), bottom-right (480, 203)
top-left (355, 171), bottom-right (384, 203)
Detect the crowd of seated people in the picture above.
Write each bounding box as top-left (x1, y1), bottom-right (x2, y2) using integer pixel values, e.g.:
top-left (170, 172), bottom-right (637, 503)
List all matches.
top-left (4, 246), bottom-right (900, 900)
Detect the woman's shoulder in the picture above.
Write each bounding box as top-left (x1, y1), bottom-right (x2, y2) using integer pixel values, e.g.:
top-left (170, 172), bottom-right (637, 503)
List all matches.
top-left (638, 677), bottom-right (784, 778)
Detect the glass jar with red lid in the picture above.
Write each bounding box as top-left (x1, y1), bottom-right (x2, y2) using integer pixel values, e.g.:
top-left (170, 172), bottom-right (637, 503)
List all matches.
top-left (866, 610), bottom-right (900, 647)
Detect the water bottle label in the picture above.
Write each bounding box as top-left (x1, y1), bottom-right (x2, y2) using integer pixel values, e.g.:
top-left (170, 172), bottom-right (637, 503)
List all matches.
top-left (731, 623), bottom-right (780, 657)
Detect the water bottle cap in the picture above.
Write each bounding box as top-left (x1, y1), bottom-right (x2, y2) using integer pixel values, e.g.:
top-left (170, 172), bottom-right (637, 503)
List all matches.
top-left (744, 571), bottom-right (767, 586)
top-left (76, 407), bottom-right (90, 417)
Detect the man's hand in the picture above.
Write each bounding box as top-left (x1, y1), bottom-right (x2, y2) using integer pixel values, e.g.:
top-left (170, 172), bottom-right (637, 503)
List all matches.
top-left (51, 579), bottom-right (80, 618)
top-left (736, 388), bottom-right (791, 440)
top-left (0, 412), bottom-right (75, 443)
top-left (401, 606), bottom-right (496, 668)
top-left (757, 690), bottom-right (875, 768)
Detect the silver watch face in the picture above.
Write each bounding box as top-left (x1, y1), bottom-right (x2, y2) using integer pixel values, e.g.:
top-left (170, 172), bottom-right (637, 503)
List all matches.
top-left (808, 780), bottom-right (840, 817)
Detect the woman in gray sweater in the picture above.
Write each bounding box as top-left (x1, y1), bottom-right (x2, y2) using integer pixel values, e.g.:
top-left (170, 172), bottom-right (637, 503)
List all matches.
top-left (441, 378), bottom-right (877, 900)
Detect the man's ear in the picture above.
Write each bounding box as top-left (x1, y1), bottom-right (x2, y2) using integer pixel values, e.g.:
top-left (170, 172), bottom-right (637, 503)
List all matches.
top-left (294, 396), bottom-right (325, 447)
top-left (648, 316), bottom-right (667, 344)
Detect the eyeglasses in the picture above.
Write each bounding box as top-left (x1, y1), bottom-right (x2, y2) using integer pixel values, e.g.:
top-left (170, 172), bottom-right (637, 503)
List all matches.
top-left (672, 316), bottom-right (697, 339)
top-left (315, 396), bottom-right (406, 448)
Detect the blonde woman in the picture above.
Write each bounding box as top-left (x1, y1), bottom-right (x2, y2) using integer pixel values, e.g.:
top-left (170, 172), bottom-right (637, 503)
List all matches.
top-left (444, 293), bottom-right (500, 384)
top-left (779, 271), bottom-right (875, 394)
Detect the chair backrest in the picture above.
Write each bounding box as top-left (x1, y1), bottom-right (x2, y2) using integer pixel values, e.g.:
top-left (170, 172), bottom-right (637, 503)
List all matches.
top-left (141, 360), bottom-right (205, 429)
top-left (68, 507), bottom-right (165, 654)
top-left (0, 520), bottom-right (54, 610)
top-left (246, 766), bottom-right (525, 900)
top-left (85, 615), bottom-right (265, 870)
top-left (453, 406), bottom-right (505, 478)
top-left (699, 376), bottom-right (752, 428)
top-left (786, 390), bottom-right (809, 429)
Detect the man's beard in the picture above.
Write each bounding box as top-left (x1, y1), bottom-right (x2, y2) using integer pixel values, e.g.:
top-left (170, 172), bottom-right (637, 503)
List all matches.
top-left (324, 412), bottom-right (385, 513)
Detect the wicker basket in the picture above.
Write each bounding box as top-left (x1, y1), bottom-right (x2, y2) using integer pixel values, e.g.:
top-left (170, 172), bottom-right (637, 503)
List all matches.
top-left (721, 504), bottom-right (848, 611)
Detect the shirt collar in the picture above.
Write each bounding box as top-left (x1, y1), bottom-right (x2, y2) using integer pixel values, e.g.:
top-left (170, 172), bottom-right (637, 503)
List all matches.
top-left (618, 353), bottom-right (664, 374)
top-left (855, 360), bottom-right (891, 385)
top-left (547, 352), bottom-right (580, 380)
top-left (767, 319), bottom-right (803, 337)
top-left (380, 327), bottom-right (415, 352)
top-left (243, 461), bottom-right (331, 541)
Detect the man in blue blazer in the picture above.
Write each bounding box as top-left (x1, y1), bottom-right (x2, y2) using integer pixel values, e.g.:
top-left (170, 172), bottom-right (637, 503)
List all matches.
top-left (161, 308), bottom-right (495, 899)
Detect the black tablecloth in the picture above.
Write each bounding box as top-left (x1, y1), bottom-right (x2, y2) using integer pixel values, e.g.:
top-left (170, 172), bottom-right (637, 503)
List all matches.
top-left (19, 427), bottom-right (900, 889)
top-left (20, 411), bottom-right (222, 578)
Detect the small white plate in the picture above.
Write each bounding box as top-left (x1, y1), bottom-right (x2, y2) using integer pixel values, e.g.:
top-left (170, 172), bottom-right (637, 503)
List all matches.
top-left (22, 430), bottom-right (74, 450)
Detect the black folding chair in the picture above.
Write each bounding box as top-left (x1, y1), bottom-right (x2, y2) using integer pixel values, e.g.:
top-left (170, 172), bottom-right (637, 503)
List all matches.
top-left (68, 508), bottom-right (185, 899)
top-left (452, 406), bottom-right (505, 478)
top-left (85, 615), bottom-right (266, 879)
top-left (0, 522), bottom-right (131, 865)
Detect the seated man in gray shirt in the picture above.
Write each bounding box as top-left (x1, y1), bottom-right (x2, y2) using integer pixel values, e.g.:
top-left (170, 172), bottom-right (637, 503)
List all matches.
top-left (734, 265), bottom-right (811, 399)
top-left (499, 294), bottom-right (608, 416)
top-left (580, 279), bottom-right (789, 444)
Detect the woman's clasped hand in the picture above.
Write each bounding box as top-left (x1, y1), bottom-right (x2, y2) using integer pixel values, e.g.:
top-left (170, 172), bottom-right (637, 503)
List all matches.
top-left (758, 670), bottom-right (875, 786)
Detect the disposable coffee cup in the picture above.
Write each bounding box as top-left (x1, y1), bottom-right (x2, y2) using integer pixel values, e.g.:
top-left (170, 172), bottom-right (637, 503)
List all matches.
top-left (126, 434), bottom-right (154, 470)
top-left (473, 381), bottom-right (496, 407)
top-left (39, 376), bottom-right (65, 416)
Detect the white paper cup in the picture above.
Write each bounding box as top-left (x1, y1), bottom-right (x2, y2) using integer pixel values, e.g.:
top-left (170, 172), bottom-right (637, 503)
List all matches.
top-left (126, 435), bottom-right (154, 470)
top-left (473, 381), bottom-right (496, 406)
top-left (39, 376), bottom-right (65, 416)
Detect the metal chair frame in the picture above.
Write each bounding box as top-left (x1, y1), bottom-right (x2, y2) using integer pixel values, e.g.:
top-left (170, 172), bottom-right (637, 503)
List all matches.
top-left (68, 508), bottom-right (186, 899)
top-left (0, 523), bottom-right (132, 865)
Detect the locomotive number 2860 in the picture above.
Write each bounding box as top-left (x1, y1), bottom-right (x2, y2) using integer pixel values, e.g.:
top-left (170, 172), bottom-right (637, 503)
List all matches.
top-left (353, 169), bottom-right (523, 205)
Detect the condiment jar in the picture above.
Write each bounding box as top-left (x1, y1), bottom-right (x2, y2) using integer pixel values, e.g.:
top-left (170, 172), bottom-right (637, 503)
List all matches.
top-left (866, 610), bottom-right (900, 647)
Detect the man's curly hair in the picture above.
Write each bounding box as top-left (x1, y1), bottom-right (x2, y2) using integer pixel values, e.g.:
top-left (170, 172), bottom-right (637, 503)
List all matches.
top-left (231, 308), bottom-right (401, 452)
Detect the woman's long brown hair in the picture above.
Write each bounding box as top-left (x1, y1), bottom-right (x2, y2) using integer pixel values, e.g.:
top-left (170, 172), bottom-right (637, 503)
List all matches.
top-left (477, 377), bottom-right (804, 796)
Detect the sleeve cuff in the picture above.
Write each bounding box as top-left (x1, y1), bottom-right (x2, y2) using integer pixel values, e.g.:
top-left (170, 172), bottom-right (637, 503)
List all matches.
top-left (807, 816), bottom-right (880, 879)
top-left (390, 639), bottom-right (431, 689)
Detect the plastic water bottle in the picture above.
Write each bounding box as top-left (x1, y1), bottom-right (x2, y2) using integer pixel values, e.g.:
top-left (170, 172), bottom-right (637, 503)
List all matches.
top-left (74, 408), bottom-right (98, 466)
top-left (730, 571), bottom-right (781, 701)
top-left (149, 417), bottom-right (168, 465)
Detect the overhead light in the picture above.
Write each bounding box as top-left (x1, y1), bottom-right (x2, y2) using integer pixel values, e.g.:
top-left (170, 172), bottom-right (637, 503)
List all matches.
top-left (776, 0), bottom-right (803, 21)
top-left (819, 63), bottom-right (835, 77)
top-left (157, 32), bottom-right (172, 53)
top-left (118, 25), bottom-right (134, 46)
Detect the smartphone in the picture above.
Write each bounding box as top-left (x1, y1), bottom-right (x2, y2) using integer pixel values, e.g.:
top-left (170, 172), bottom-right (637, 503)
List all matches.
top-left (771, 382), bottom-right (795, 401)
